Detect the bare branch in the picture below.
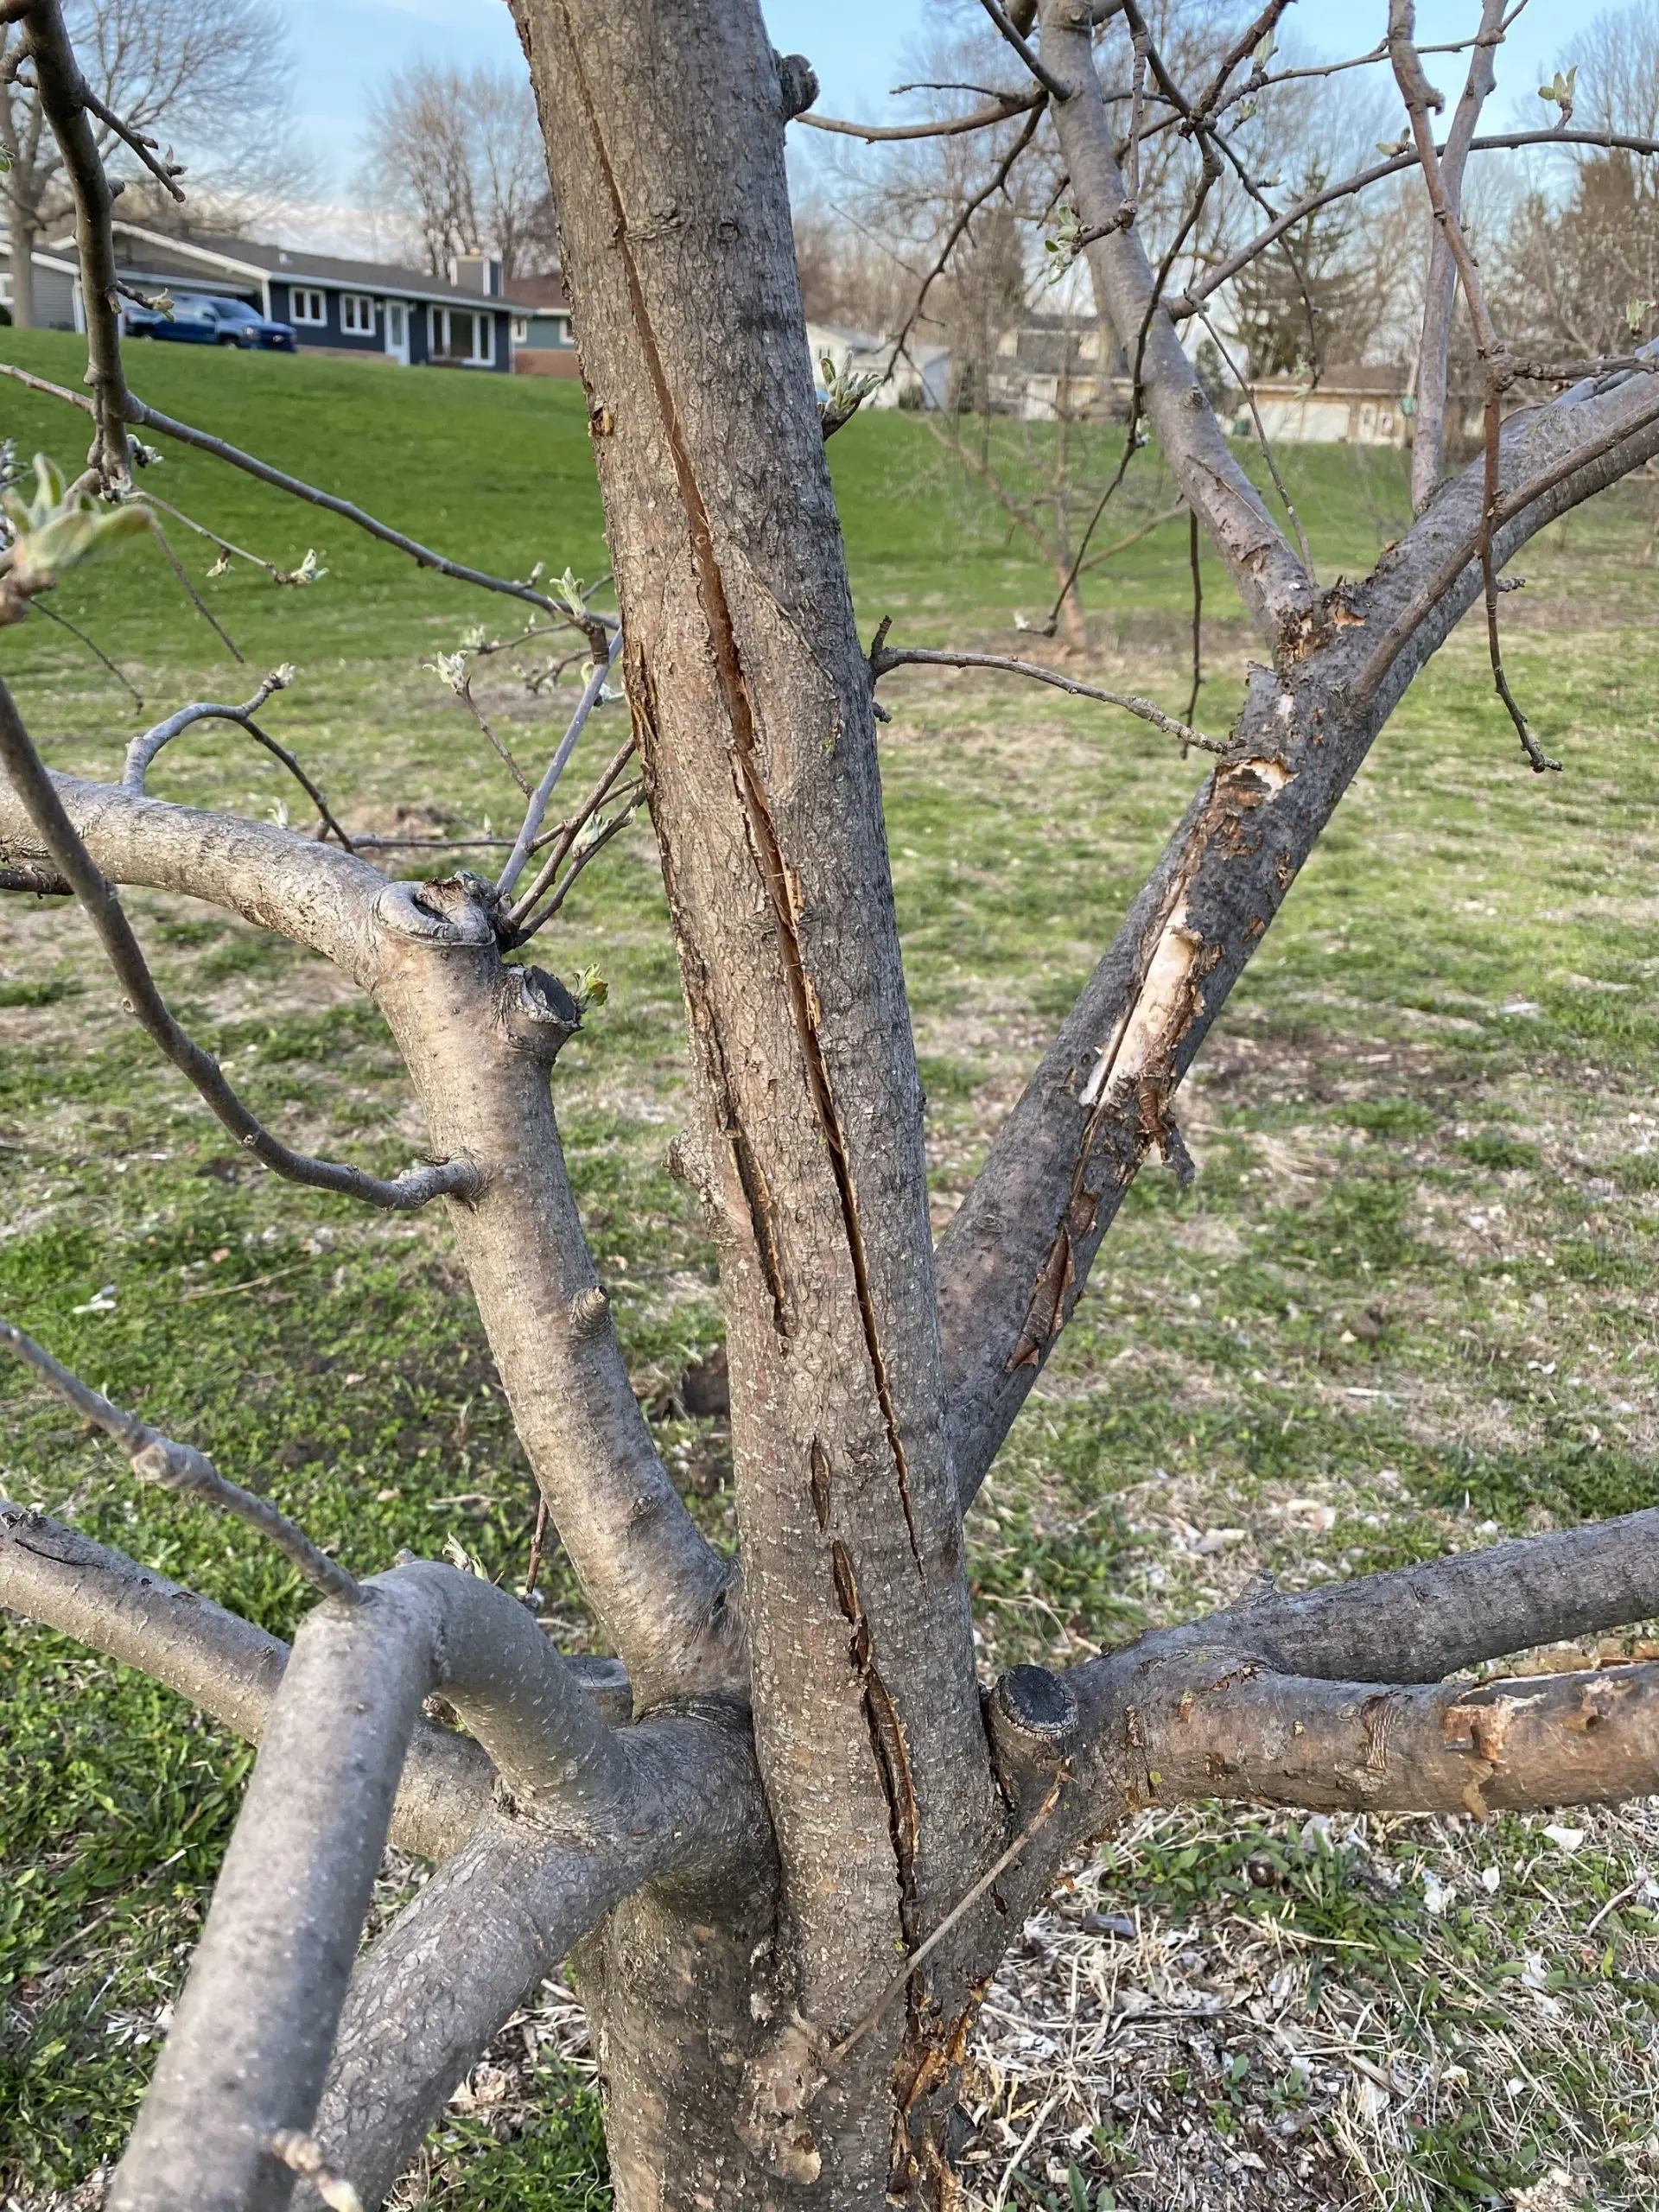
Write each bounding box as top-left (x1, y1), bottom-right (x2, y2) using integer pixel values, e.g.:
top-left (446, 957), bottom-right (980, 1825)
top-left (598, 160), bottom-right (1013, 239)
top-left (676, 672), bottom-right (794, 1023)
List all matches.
top-left (1184, 509), bottom-right (1202, 729)
top-left (0, 859), bottom-right (70, 893)
top-left (938, 350), bottom-right (1659, 1504)
top-left (124, 671), bottom-right (357, 849)
top-left (16, 0), bottom-right (134, 483)
top-left (308, 1711), bottom-right (769, 2211)
top-left (868, 628), bottom-right (1224, 753)
top-left (1188, 304), bottom-right (1316, 577)
top-left (0, 1503), bottom-right (494, 1859)
top-left (976, 0), bottom-right (1071, 104)
top-left (0, 677), bottom-right (479, 1210)
top-left (1080, 1645), bottom-right (1659, 1821)
top-left (0, 763), bottom-right (730, 1699)
top-left (1, 1317), bottom-right (359, 1600)
top-left (798, 91), bottom-right (1042, 143)
top-left (1037, 0), bottom-right (1312, 645)
top-left (110, 1561), bottom-right (734, 2212)
top-left (1411, 0), bottom-right (1505, 513)
top-left (1231, 1505), bottom-right (1659, 1686)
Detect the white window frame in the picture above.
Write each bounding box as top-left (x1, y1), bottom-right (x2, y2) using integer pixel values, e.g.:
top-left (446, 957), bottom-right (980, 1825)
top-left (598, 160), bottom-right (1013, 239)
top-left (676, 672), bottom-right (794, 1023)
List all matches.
top-left (429, 304), bottom-right (494, 367)
top-left (289, 287), bottom-right (325, 327)
top-left (340, 293), bottom-right (375, 335)
top-left (511, 314), bottom-right (528, 344)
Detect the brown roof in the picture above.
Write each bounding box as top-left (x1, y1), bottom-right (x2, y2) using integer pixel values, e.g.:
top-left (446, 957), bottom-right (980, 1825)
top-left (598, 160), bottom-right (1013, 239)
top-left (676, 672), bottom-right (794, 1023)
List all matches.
top-left (511, 272), bottom-right (569, 312)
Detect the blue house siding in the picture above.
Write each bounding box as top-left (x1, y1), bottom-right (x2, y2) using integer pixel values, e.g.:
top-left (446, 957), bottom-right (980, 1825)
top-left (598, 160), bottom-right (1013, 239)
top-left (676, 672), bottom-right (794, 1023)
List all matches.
top-left (262, 276), bottom-right (510, 370)
top-left (267, 280), bottom-right (385, 356)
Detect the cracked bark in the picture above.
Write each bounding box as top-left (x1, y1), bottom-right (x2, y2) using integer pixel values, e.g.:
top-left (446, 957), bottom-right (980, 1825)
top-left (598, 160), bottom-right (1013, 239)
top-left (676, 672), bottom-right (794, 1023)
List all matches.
top-left (513, 1), bottom-right (1002, 2196)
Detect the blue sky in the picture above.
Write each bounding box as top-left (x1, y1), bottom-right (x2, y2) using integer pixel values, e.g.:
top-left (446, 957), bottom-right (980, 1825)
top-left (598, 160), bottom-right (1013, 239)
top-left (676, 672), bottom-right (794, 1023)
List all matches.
top-left (285, 0), bottom-right (1640, 228)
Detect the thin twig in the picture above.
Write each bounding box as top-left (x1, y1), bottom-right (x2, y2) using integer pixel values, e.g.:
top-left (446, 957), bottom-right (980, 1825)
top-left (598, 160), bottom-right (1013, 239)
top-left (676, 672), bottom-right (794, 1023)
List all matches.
top-left (824, 1770), bottom-right (1067, 2070)
top-left (1585, 1872), bottom-right (1651, 1937)
top-left (1043, 144), bottom-right (1220, 634)
top-left (868, 630), bottom-right (1224, 754)
top-left (124, 666), bottom-right (293, 785)
top-left (1390, 1), bottom-right (1554, 771)
top-left (507, 782), bottom-right (646, 944)
top-left (1075, 502), bottom-right (1186, 576)
top-left (883, 100), bottom-right (1047, 381)
top-left (140, 491), bottom-right (318, 587)
top-left (1190, 305), bottom-right (1316, 577)
top-left (496, 628), bottom-right (624, 900)
top-left (1356, 384), bottom-right (1659, 701)
top-left (78, 83), bottom-right (185, 201)
top-left (33, 599), bottom-right (143, 707)
top-left (123, 671), bottom-right (357, 849)
top-left (0, 360), bottom-right (614, 628)
top-left (976, 0), bottom-right (1071, 102)
top-left (524, 1496), bottom-right (550, 1602)
top-left (798, 91), bottom-right (1042, 143)
top-left (148, 516), bottom-right (244, 663)
top-left (0, 1316), bottom-right (358, 1601)
top-left (499, 730), bottom-right (639, 931)
top-left (1169, 129), bottom-right (1659, 324)
top-left (1480, 391), bottom-right (1558, 772)
top-left (444, 673), bottom-right (532, 796)
top-left (1185, 509), bottom-right (1203, 732)
top-left (0, 677), bottom-right (479, 1211)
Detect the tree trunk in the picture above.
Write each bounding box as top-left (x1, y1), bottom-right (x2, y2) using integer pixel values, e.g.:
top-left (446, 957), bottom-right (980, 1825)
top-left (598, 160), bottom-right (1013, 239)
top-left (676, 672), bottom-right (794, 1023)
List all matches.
top-left (511, 3), bottom-right (1007, 2202)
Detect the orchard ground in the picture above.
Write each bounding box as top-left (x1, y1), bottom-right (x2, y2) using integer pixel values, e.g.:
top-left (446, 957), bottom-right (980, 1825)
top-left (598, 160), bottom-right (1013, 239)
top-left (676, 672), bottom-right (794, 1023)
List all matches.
top-left (2, 332), bottom-right (1658, 2211)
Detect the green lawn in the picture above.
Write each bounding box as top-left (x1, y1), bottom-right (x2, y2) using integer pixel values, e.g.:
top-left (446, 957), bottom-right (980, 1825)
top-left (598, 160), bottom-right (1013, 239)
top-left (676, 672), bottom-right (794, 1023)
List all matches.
top-left (3, 334), bottom-right (1659, 2211)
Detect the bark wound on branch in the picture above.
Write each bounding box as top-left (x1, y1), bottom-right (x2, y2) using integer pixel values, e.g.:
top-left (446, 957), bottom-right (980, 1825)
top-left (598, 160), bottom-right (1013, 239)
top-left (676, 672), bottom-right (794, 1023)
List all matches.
top-left (1007, 754), bottom-right (1292, 1370)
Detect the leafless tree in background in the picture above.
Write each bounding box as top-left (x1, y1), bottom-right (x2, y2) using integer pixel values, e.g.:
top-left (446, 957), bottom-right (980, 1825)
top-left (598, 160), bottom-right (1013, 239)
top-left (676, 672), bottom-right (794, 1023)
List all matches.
top-left (1504, 3), bottom-right (1659, 363)
top-left (9, 3), bottom-right (1659, 2209)
top-left (0, 0), bottom-right (299, 327)
top-left (358, 60), bottom-right (557, 282)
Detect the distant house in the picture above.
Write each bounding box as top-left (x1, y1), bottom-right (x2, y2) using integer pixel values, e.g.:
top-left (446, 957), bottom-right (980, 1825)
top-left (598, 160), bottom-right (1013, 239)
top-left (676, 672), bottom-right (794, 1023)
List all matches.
top-left (1243, 367), bottom-right (1414, 448)
top-left (11, 221), bottom-right (538, 372)
top-left (511, 270), bottom-right (579, 378)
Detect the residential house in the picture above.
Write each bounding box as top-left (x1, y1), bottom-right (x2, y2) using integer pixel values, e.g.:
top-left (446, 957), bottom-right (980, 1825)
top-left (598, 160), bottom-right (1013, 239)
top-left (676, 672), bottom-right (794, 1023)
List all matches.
top-left (511, 270), bottom-right (579, 377)
top-left (9, 221), bottom-right (534, 371)
top-left (1242, 367), bottom-right (1413, 448)
top-left (983, 312), bottom-right (1127, 421)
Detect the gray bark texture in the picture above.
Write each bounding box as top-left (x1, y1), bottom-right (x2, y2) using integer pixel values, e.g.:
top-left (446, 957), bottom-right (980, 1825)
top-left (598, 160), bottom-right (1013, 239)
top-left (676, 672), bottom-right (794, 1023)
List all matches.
top-left (8, 1), bottom-right (1659, 2209)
